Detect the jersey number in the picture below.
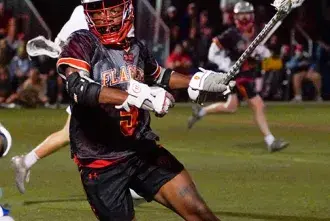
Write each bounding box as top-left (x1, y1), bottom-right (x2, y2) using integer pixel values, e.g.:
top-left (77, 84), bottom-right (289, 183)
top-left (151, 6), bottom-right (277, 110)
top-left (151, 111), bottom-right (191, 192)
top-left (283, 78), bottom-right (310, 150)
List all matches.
top-left (120, 107), bottom-right (139, 136)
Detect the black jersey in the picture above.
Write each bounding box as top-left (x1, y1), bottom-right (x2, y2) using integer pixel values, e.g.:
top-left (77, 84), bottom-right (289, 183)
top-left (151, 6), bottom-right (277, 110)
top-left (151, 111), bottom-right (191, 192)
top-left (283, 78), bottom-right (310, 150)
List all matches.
top-left (57, 30), bottom-right (162, 161)
top-left (214, 27), bottom-right (261, 77)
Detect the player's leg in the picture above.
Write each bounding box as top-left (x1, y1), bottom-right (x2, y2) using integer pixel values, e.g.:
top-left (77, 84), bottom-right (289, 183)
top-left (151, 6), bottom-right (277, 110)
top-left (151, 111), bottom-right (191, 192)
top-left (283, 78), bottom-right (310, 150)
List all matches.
top-left (0, 123), bottom-right (12, 158)
top-left (187, 93), bottom-right (239, 129)
top-left (292, 71), bottom-right (305, 102)
top-left (11, 115), bottom-right (70, 193)
top-left (306, 70), bottom-right (322, 101)
top-left (79, 158), bottom-right (137, 221)
top-left (154, 169), bottom-right (220, 221)
top-left (131, 144), bottom-right (220, 220)
top-left (243, 82), bottom-right (289, 152)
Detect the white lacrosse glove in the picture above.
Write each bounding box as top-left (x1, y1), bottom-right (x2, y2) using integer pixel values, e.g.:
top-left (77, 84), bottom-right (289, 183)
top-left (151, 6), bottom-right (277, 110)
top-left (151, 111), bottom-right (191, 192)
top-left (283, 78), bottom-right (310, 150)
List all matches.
top-left (149, 87), bottom-right (175, 117)
top-left (115, 79), bottom-right (175, 116)
top-left (188, 68), bottom-right (236, 102)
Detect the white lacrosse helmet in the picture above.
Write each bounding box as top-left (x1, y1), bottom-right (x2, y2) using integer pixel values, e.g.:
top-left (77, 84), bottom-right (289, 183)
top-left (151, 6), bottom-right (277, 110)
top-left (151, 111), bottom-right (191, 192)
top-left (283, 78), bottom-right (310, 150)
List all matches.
top-left (0, 124), bottom-right (12, 157)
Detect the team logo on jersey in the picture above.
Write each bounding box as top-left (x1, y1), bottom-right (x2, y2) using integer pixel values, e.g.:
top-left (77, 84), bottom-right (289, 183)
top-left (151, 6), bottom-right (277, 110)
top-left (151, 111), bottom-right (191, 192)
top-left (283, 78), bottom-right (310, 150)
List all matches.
top-left (101, 65), bottom-right (144, 87)
top-left (123, 53), bottom-right (134, 63)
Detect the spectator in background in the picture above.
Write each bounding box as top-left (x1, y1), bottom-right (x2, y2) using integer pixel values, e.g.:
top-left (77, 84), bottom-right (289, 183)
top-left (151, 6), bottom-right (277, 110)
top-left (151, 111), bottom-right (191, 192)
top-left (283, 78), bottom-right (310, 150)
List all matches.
top-left (199, 10), bottom-right (210, 30)
top-left (317, 6), bottom-right (330, 69)
top-left (0, 38), bottom-right (11, 66)
top-left (261, 44), bottom-right (284, 99)
top-left (0, 18), bottom-right (18, 66)
top-left (280, 44), bottom-right (291, 63)
top-left (197, 26), bottom-right (213, 67)
top-left (170, 25), bottom-right (181, 52)
top-left (286, 44), bottom-right (322, 102)
top-left (267, 35), bottom-right (281, 55)
top-left (6, 17), bottom-right (21, 52)
top-left (0, 65), bottom-right (11, 104)
top-left (166, 43), bottom-right (192, 74)
top-left (219, 0), bottom-right (238, 33)
top-left (163, 6), bottom-right (178, 28)
top-left (181, 3), bottom-right (198, 38)
top-left (4, 67), bottom-right (48, 108)
top-left (9, 43), bottom-right (31, 91)
top-left (182, 27), bottom-right (199, 68)
top-left (0, 2), bottom-right (12, 39)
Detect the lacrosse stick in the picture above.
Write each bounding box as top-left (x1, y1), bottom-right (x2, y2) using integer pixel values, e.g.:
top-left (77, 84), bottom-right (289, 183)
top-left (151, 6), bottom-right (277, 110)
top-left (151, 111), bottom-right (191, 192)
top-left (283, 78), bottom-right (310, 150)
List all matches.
top-left (222, 0), bottom-right (305, 95)
top-left (26, 36), bottom-right (62, 59)
top-left (260, 0), bottom-right (306, 45)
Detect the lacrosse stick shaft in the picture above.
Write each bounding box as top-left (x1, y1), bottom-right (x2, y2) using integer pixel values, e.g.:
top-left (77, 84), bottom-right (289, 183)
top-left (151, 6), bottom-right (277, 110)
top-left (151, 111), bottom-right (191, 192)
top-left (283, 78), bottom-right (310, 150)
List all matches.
top-left (260, 20), bottom-right (283, 45)
top-left (224, 9), bottom-right (291, 84)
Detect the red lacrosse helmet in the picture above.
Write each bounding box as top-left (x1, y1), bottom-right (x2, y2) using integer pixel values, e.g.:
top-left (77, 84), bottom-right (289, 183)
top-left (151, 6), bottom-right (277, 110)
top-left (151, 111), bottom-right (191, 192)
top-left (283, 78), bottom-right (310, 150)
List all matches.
top-left (81, 0), bottom-right (134, 45)
top-left (233, 1), bottom-right (255, 33)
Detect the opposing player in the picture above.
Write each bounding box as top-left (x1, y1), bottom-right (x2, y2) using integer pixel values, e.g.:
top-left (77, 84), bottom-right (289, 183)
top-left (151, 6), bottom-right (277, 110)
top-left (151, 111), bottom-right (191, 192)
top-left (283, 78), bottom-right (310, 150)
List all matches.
top-left (56, 0), bottom-right (232, 220)
top-left (188, 1), bottom-right (289, 152)
top-left (0, 123), bottom-right (12, 158)
top-left (11, 4), bottom-right (142, 200)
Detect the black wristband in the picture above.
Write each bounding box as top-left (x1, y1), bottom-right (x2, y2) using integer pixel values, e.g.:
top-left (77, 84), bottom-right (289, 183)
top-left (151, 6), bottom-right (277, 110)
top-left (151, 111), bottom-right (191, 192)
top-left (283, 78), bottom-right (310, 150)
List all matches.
top-left (159, 68), bottom-right (173, 89)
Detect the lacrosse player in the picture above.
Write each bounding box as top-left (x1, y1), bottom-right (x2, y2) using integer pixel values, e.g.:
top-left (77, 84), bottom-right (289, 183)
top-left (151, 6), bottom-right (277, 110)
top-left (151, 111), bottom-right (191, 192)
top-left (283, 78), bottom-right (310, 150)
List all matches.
top-left (188, 1), bottom-right (289, 152)
top-left (51, 0), bottom-right (234, 219)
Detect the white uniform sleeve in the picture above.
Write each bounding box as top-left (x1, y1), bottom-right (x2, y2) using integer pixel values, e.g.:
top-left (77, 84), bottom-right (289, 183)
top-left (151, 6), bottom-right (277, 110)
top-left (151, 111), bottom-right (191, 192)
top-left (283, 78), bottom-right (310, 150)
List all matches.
top-left (66, 106), bottom-right (72, 115)
top-left (208, 42), bottom-right (232, 72)
top-left (253, 45), bottom-right (272, 59)
top-left (54, 5), bottom-right (88, 45)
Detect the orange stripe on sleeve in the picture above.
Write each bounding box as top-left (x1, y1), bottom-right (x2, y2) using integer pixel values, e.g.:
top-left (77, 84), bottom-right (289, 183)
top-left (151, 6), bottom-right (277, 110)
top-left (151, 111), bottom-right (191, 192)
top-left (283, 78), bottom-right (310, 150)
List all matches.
top-left (151, 64), bottom-right (161, 79)
top-left (56, 57), bottom-right (91, 73)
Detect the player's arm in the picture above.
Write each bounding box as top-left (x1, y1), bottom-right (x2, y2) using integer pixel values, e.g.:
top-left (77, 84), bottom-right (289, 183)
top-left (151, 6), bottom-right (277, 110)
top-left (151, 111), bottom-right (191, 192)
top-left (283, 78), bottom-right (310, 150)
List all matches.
top-left (58, 33), bottom-right (172, 114)
top-left (64, 66), bottom-right (172, 114)
top-left (208, 37), bottom-right (225, 64)
top-left (149, 65), bottom-right (234, 103)
top-left (65, 66), bottom-right (128, 106)
top-left (144, 48), bottom-right (233, 102)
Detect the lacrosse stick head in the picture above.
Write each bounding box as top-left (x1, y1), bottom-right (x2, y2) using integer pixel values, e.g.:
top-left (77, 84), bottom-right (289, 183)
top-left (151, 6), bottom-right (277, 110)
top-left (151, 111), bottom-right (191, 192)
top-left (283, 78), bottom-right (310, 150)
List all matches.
top-left (272, 0), bottom-right (305, 12)
top-left (272, 0), bottom-right (292, 12)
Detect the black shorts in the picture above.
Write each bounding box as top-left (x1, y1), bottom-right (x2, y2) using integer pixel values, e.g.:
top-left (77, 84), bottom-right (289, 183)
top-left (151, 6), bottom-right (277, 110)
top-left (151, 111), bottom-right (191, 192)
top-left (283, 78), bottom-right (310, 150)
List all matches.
top-left (79, 141), bottom-right (184, 221)
top-left (233, 79), bottom-right (258, 99)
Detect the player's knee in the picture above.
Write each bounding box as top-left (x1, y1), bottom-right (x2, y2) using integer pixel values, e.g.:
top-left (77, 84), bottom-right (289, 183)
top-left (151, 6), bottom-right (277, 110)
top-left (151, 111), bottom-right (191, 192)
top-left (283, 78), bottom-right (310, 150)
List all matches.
top-left (226, 104), bottom-right (238, 113)
top-left (250, 96), bottom-right (265, 112)
top-left (225, 95), bottom-right (238, 113)
top-left (187, 201), bottom-right (213, 219)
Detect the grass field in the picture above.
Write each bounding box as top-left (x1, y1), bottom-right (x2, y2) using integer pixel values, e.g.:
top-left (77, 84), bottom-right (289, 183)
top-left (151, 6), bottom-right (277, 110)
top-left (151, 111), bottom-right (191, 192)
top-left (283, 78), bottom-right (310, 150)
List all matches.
top-left (1, 103), bottom-right (330, 221)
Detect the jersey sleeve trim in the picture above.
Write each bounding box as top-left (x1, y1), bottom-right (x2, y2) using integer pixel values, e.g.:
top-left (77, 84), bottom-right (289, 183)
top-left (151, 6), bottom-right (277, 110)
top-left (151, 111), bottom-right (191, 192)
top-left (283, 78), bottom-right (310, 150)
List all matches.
top-left (212, 37), bottom-right (222, 49)
top-left (150, 64), bottom-right (161, 80)
top-left (57, 57), bottom-right (91, 74)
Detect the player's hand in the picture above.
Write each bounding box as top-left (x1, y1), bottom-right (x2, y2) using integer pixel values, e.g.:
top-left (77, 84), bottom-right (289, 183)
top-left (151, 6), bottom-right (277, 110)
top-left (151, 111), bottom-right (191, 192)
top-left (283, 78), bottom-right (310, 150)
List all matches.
top-left (188, 68), bottom-right (235, 103)
top-left (149, 87), bottom-right (175, 118)
top-left (115, 79), bottom-right (174, 116)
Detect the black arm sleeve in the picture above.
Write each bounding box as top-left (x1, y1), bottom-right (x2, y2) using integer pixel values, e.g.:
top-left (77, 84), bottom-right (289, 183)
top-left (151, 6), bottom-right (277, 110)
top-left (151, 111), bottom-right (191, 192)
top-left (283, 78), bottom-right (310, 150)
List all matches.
top-left (137, 40), bottom-right (173, 89)
top-left (66, 72), bottom-right (101, 107)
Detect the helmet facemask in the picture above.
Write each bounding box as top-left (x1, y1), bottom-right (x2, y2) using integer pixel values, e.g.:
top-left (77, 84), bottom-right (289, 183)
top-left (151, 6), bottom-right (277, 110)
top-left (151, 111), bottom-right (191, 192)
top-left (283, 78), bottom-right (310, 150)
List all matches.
top-left (82, 0), bottom-right (134, 45)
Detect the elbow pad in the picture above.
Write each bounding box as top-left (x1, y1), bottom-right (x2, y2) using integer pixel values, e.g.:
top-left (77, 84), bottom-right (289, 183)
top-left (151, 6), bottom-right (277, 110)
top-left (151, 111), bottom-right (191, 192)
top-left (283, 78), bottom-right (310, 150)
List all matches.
top-left (66, 72), bottom-right (101, 107)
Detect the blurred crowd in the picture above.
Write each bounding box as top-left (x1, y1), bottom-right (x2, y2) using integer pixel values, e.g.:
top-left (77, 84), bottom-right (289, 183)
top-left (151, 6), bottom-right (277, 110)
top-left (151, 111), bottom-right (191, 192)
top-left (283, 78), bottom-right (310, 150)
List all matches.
top-left (0, 0), bottom-right (329, 109)
top-left (0, 2), bottom-right (61, 109)
top-left (162, 1), bottom-right (330, 102)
